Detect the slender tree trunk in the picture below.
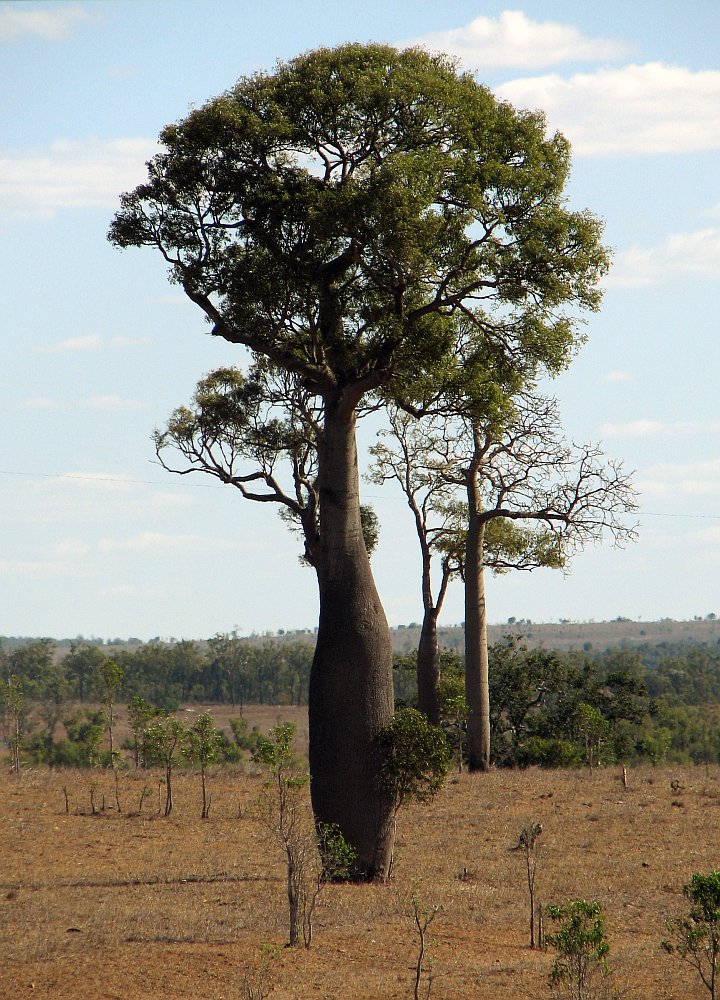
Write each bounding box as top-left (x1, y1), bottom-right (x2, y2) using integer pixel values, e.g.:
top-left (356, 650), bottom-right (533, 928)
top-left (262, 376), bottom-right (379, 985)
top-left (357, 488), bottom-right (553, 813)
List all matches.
top-left (415, 527), bottom-right (442, 725)
top-left (309, 398), bottom-right (395, 881)
top-left (417, 607), bottom-right (441, 725)
top-left (465, 478), bottom-right (491, 771)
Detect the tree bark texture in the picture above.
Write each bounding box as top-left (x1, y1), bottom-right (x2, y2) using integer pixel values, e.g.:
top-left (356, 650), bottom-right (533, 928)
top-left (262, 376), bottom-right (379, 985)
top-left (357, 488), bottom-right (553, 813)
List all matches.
top-left (464, 479), bottom-right (491, 771)
top-left (309, 400), bottom-right (396, 880)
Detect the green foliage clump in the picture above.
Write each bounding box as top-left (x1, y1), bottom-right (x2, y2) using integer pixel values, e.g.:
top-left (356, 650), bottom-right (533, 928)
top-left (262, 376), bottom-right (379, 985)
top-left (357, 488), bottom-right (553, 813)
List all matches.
top-left (378, 707), bottom-right (450, 812)
top-left (231, 716), bottom-right (264, 753)
top-left (546, 898), bottom-right (613, 999)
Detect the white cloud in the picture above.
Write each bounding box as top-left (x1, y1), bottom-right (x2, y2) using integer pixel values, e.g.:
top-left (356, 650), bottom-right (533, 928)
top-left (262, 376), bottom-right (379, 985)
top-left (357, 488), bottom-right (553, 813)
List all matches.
top-left (0, 137), bottom-right (157, 219)
top-left (46, 335), bottom-right (103, 352)
top-left (82, 395), bottom-right (148, 412)
top-left (497, 63), bottom-right (720, 156)
top-left (98, 583), bottom-right (189, 599)
top-left (22, 395), bottom-right (149, 412)
top-left (638, 457), bottom-right (720, 498)
top-left (0, 557), bottom-right (95, 578)
top-left (407, 11), bottom-right (629, 70)
top-left (602, 420), bottom-right (720, 438)
top-left (601, 419), bottom-right (665, 438)
top-left (0, 4), bottom-right (89, 41)
top-left (52, 538), bottom-right (92, 558)
top-left (23, 396), bottom-right (55, 410)
top-left (41, 334), bottom-right (151, 353)
top-left (694, 526), bottom-right (720, 542)
top-left (98, 531), bottom-right (250, 554)
top-left (608, 228), bottom-right (720, 287)
top-left (601, 371), bottom-right (631, 384)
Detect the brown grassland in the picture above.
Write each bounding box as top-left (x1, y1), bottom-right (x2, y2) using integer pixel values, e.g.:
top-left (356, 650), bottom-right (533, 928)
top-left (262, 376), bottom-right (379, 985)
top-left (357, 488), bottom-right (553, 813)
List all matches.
top-left (1, 704), bottom-right (719, 999)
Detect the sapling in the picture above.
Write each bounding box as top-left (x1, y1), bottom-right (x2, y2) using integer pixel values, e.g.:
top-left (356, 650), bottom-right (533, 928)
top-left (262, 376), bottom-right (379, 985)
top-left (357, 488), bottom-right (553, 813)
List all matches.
top-left (546, 898), bottom-right (615, 1000)
top-left (254, 723), bottom-right (356, 946)
top-left (4, 675), bottom-right (25, 772)
top-left (512, 820), bottom-right (543, 948)
top-left (184, 712), bottom-right (222, 818)
top-left (97, 659), bottom-right (124, 756)
top-left (111, 750), bottom-right (123, 812)
top-left (145, 714), bottom-right (186, 815)
top-left (411, 895), bottom-right (441, 1000)
top-left (663, 870), bottom-right (720, 998)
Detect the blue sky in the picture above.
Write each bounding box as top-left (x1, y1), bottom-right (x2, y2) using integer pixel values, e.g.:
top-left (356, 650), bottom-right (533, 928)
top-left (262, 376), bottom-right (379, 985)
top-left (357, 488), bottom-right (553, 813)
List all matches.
top-left (2, 1), bottom-right (720, 640)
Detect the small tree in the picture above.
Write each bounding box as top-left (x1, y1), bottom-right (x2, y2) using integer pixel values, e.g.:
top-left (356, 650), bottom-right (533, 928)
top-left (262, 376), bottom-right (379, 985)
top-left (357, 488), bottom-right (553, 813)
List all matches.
top-left (97, 658), bottom-right (124, 757)
top-left (184, 712), bottom-right (222, 819)
top-left (574, 703), bottom-right (610, 771)
top-left (127, 695), bottom-right (158, 768)
top-left (513, 821), bottom-right (543, 948)
top-left (145, 714), bottom-right (186, 816)
top-left (546, 898), bottom-right (613, 1000)
top-left (663, 870), bottom-right (720, 998)
top-left (253, 723), bottom-right (355, 946)
top-left (3, 675), bottom-right (26, 772)
top-left (36, 663), bottom-right (70, 746)
top-left (411, 895), bottom-right (441, 1000)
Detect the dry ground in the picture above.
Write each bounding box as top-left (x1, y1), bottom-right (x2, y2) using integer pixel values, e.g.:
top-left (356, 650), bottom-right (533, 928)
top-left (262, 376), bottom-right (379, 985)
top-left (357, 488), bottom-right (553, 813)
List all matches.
top-left (1, 706), bottom-right (719, 999)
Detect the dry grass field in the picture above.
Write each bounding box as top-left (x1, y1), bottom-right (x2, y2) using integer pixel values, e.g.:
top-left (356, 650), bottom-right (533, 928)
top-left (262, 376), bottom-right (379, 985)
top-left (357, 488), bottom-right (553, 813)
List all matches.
top-left (2, 705), bottom-right (719, 999)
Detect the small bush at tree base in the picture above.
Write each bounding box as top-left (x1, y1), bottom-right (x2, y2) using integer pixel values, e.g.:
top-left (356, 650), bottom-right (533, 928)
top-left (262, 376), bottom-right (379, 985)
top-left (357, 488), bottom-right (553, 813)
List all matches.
top-left (378, 707), bottom-right (450, 812)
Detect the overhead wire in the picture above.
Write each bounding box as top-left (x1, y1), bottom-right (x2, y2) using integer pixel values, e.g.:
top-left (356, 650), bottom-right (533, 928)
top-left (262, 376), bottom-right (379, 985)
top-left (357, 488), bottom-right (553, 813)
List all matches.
top-left (0, 468), bottom-right (718, 519)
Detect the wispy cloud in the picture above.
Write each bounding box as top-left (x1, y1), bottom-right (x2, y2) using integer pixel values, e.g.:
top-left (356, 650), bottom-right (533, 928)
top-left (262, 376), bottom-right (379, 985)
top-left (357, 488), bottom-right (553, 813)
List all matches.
top-left (98, 531), bottom-right (251, 554)
top-left (41, 335), bottom-right (150, 353)
top-left (83, 395), bottom-right (149, 412)
top-left (22, 395), bottom-right (149, 412)
top-left (601, 371), bottom-right (631, 384)
top-left (638, 457), bottom-right (720, 498)
top-left (602, 420), bottom-right (720, 438)
top-left (497, 63), bottom-right (720, 156)
top-left (608, 228), bottom-right (720, 287)
top-left (0, 137), bottom-right (157, 219)
top-left (1, 472), bottom-right (195, 530)
top-left (406, 11), bottom-right (629, 70)
top-left (0, 4), bottom-right (90, 41)
top-left (0, 557), bottom-right (95, 578)
top-left (98, 583), bottom-right (189, 599)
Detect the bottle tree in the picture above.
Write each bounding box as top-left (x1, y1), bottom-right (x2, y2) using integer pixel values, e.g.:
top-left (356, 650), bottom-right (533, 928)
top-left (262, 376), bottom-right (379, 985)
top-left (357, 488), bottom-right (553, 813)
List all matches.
top-left (110, 43), bottom-right (608, 878)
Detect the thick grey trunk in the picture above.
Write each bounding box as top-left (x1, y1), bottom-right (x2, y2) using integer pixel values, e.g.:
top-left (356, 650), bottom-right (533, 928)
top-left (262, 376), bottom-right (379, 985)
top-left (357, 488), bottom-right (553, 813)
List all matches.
top-left (465, 488), bottom-right (491, 771)
top-left (309, 399), bottom-right (395, 881)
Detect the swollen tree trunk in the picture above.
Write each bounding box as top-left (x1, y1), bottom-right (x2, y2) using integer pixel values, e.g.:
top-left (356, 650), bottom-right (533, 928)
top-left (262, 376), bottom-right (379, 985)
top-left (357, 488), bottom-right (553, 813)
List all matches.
top-left (417, 608), bottom-right (442, 726)
top-left (465, 476), bottom-right (491, 771)
top-left (309, 398), bottom-right (395, 881)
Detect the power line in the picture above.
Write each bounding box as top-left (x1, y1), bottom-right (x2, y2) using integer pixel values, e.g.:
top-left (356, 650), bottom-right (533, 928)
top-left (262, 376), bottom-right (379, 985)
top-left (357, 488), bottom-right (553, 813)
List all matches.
top-left (1, 468), bottom-right (720, 520)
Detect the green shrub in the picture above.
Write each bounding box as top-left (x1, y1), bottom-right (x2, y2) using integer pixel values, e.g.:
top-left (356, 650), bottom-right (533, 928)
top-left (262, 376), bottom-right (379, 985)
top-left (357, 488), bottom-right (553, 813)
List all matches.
top-left (517, 737), bottom-right (583, 769)
top-left (378, 707), bottom-right (450, 811)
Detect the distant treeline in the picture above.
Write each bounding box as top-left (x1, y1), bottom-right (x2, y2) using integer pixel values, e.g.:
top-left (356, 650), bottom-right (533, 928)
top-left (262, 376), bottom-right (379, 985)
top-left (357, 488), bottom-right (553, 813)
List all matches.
top-left (3, 634), bottom-right (720, 767)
